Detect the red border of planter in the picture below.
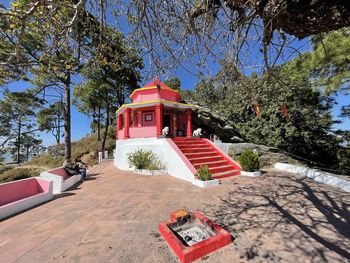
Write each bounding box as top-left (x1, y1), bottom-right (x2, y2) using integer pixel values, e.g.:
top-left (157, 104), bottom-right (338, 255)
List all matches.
top-left (158, 212), bottom-right (232, 263)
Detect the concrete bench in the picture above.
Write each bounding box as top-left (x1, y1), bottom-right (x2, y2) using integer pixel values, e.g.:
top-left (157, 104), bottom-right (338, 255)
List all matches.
top-left (0, 177), bottom-right (53, 220)
top-left (40, 167), bottom-right (82, 194)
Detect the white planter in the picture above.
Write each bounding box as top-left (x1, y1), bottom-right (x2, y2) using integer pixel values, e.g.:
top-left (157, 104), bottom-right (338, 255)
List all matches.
top-left (192, 179), bottom-right (220, 188)
top-left (241, 171), bottom-right (261, 177)
top-left (134, 169), bottom-right (167, 176)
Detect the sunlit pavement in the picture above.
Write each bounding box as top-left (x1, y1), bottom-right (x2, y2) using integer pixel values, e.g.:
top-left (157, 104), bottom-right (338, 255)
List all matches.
top-left (1, 160), bottom-right (349, 263)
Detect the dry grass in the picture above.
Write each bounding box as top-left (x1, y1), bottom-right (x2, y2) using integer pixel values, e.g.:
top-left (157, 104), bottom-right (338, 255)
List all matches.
top-left (0, 167), bottom-right (44, 183)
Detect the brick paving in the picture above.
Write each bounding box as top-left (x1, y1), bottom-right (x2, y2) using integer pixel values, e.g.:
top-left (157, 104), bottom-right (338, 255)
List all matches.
top-left (1, 160), bottom-right (350, 263)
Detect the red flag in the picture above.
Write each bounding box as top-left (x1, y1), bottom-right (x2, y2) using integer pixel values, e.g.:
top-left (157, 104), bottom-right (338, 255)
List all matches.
top-left (253, 101), bottom-right (261, 117)
top-left (281, 104), bottom-right (289, 120)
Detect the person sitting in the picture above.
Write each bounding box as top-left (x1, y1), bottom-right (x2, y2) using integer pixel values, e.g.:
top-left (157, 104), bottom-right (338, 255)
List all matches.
top-left (63, 158), bottom-right (80, 176)
top-left (75, 157), bottom-right (88, 180)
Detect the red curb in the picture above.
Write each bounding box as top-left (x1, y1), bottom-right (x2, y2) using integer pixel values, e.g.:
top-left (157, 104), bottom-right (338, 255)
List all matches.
top-left (158, 212), bottom-right (232, 263)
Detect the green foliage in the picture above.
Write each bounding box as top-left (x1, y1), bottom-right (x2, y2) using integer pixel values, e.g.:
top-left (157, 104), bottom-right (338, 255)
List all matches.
top-left (73, 27), bottom-right (143, 151)
top-left (0, 168), bottom-right (43, 183)
top-left (283, 28), bottom-right (350, 94)
top-left (190, 68), bottom-right (348, 173)
top-left (239, 151), bottom-right (260, 172)
top-left (165, 77), bottom-right (181, 91)
top-left (341, 105), bottom-right (350, 118)
top-left (0, 89), bottom-right (43, 163)
top-left (196, 165), bottom-right (212, 181)
top-left (127, 149), bottom-right (165, 170)
top-left (38, 102), bottom-right (63, 144)
top-left (1, 0), bottom-right (144, 160)
top-left (9, 134), bottom-right (44, 163)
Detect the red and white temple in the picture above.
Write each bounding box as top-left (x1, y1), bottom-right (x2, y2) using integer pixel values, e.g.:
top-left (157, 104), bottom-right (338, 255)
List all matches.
top-left (116, 79), bottom-right (194, 139)
top-left (114, 79), bottom-right (241, 186)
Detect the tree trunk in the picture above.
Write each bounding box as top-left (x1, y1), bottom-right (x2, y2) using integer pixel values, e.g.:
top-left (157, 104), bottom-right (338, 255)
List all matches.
top-left (64, 73), bottom-right (71, 161)
top-left (97, 107), bottom-right (101, 141)
top-left (57, 101), bottom-right (61, 145)
top-left (26, 145), bottom-right (29, 161)
top-left (101, 99), bottom-right (110, 152)
top-left (17, 118), bottom-right (21, 164)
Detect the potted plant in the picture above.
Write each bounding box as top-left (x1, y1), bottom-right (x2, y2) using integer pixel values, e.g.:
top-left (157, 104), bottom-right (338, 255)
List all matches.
top-left (238, 150), bottom-right (261, 176)
top-left (127, 149), bottom-right (167, 175)
top-left (192, 165), bottom-right (219, 187)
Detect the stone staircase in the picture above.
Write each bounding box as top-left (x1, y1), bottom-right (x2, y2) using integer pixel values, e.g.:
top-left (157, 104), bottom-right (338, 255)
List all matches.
top-left (172, 138), bottom-right (241, 179)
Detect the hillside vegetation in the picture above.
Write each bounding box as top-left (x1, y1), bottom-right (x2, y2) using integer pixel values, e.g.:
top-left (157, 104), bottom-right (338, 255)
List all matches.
top-left (0, 131), bottom-right (115, 183)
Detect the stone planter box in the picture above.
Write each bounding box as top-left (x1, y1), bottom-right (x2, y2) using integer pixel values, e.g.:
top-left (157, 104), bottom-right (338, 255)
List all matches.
top-left (0, 177), bottom-right (53, 220)
top-left (241, 171), bottom-right (261, 177)
top-left (134, 169), bottom-right (167, 176)
top-left (192, 178), bottom-right (220, 188)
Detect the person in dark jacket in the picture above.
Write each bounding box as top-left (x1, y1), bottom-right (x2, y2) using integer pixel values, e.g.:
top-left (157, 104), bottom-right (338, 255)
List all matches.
top-left (75, 157), bottom-right (88, 180)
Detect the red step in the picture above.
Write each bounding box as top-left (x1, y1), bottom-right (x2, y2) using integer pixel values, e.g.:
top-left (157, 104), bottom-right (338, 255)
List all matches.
top-left (184, 152), bottom-right (219, 159)
top-left (193, 160), bottom-right (229, 169)
top-left (208, 165), bottom-right (234, 174)
top-left (189, 156), bottom-right (224, 164)
top-left (173, 138), bottom-right (203, 143)
top-left (176, 143), bottom-right (208, 148)
top-left (181, 148), bottom-right (213, 154)
top-left (172, 138), bottom-right (241, 179)
top-left (212, 170), bottom-right (241, 179)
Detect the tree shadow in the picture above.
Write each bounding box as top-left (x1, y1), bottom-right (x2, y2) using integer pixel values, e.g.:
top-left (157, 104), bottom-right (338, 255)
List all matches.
top-left (86, 173), bottom-right (100, 180)
top-left (201, 170), bottom-right (350, 262)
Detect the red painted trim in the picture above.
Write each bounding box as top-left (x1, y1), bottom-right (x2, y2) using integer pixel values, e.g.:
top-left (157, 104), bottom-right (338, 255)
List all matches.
top-left (166, 139), bottom-right (197, 175)
top-left (124, 108), bottom-right (131, 139)
top-left (204, 139), bottom-right (241, 171)
top-left (155, 103), bottom-right (164, 137)
top-left (158, 211), bottom-right (232, 263)
top-left (116, 114), bottom-right (123, 139)
top-left (185, 109), bottom-right (192, 138)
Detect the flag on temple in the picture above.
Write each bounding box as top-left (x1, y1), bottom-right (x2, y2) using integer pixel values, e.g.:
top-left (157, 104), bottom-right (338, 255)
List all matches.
top-left (253, 101), bottom-right (261, 117)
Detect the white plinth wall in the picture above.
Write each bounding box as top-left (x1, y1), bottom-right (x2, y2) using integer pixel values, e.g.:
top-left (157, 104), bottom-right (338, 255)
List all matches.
top-left (114, 138), bottom-right (196, 183)
top-left (275, 163), bottom-right (350, 193)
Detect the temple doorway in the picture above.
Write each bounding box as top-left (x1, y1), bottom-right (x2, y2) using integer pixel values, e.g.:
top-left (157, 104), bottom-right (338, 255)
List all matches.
top-left (163, 114), bottom-right (171, 134)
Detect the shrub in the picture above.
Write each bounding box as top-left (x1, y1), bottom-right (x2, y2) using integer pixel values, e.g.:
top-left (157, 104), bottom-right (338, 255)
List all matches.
top-left (0, 168), bottom-right (42, 183)
top-left (196, 165), bottom-right (212, 181)
top-left (239, 150), bottom-right (260, 172)
top-left (127, 149), bottom-right (165, 170)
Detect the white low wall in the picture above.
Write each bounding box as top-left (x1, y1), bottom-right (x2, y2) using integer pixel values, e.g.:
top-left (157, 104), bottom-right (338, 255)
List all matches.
top-left (0, 178), bottom-right (53, 220)
top-left (241, 171), bottom-right (261, 177)
top-left (40, 171), bottom-right (82, 194)
top-left (275, 163), bottom-right (350, 193)
top-left (114, 138), bottom-right (196, 183)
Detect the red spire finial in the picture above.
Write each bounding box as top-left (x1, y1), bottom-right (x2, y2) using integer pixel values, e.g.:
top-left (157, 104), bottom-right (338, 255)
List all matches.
top-left (154, 76), bottom-right (161, 92)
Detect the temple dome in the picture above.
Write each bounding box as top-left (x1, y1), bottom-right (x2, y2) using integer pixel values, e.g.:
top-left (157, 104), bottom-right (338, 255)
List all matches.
top-left (130, 79), bottom-right (181, 103)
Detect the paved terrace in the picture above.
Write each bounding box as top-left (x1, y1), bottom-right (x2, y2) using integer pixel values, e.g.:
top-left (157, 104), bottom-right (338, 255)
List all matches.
top-left (1, 161), bottom-right (350, 263)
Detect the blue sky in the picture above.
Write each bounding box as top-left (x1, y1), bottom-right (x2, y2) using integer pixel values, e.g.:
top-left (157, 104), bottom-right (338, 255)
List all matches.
top-left (1, 0), bottom-right (349, 148)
